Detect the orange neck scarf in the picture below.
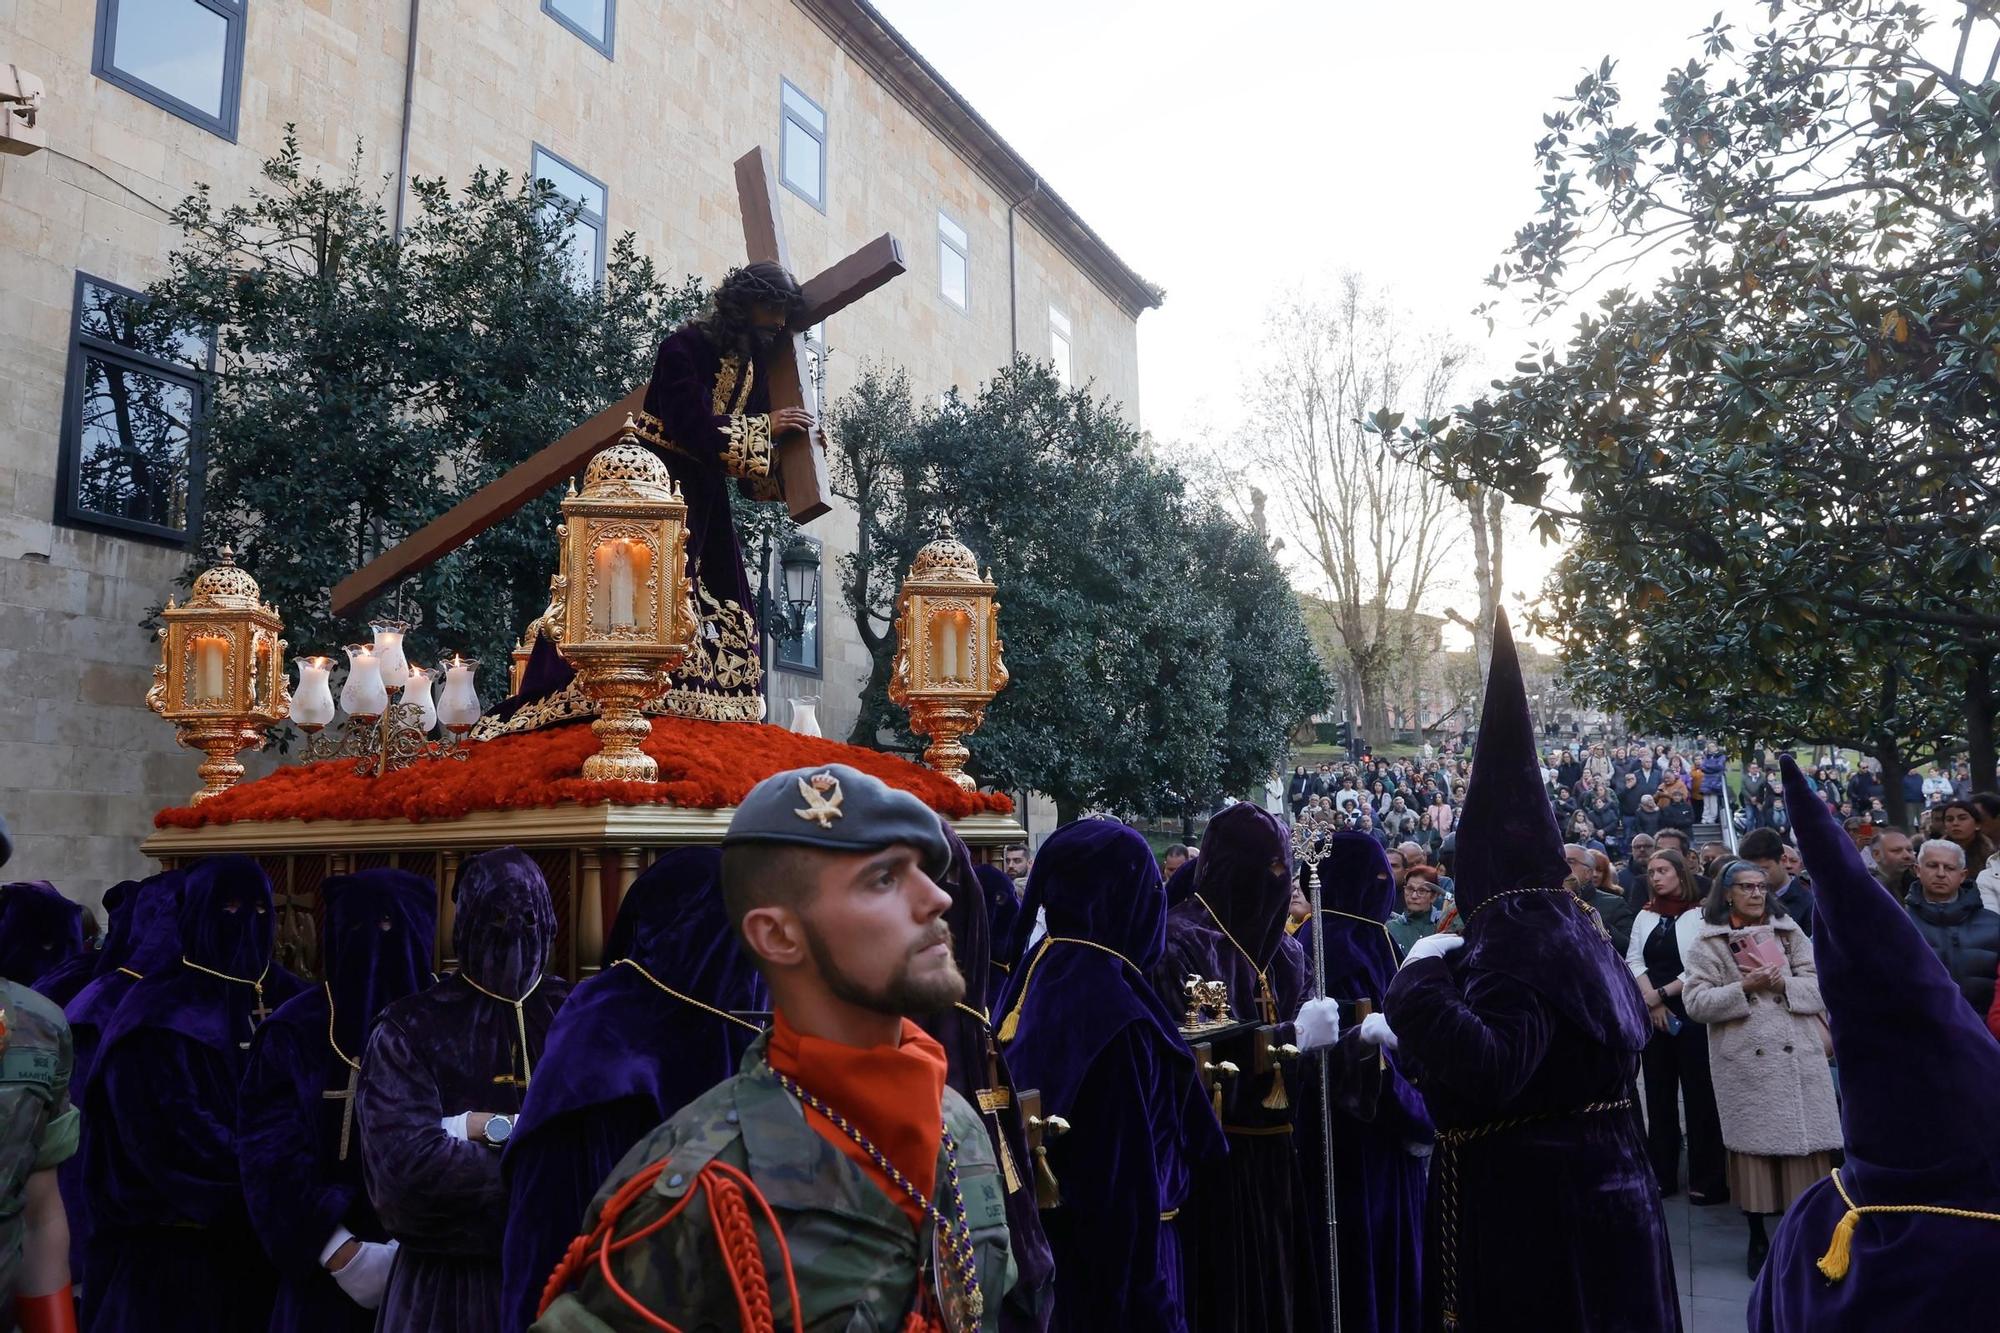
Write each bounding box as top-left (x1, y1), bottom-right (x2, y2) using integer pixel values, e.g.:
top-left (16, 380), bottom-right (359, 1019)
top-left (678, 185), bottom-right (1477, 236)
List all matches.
top-left (766, 1008), bottom-right (948, 1231)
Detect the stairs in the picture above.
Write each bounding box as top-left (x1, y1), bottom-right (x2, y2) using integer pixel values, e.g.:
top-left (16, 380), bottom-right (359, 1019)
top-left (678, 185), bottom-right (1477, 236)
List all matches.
top-left (1692, 821), bottom-right (1728, 848)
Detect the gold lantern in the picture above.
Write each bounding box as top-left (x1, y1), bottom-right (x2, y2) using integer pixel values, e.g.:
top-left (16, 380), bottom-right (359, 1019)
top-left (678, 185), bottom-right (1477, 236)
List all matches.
top-left (888, 519), bottom-right (1008, 791)
top-left (146, 547), bottom-right (290, 803)
top-left (556, 419), bottom-right (696, 781)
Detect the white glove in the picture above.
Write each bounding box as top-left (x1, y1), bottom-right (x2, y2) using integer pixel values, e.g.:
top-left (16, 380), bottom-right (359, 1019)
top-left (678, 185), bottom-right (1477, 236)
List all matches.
top-left (440, 1112), bottom-right (470, 1140)
top-left (1358, 1012), bottom-right (1399, 1051)
top-left (1293, 997), bottom-right (1341, 1052)
top-left (329, 1238), bottom-right (399, 1310)
top-left (1401, 933), bottom-right (1465, 968)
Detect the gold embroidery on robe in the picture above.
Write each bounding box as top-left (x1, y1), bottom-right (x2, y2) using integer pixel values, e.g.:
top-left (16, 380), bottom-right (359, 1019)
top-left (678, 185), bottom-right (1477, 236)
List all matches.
top-left (720, 413), bottom-right (774, 480)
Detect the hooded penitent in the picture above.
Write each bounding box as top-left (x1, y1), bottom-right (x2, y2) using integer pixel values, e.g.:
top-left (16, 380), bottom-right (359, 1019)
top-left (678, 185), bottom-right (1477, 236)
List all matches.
top-left (357, 846), bottom-right (570, 1333)
top-left (84, 855), bottom-right (309, 1333)
top-left (239, 869), bottom-right (436, 1333)
top-left (38, 879), bottom-right (140, 1009)
top-left (0, 879), bottom-right (84, 990)
top-left (1293, 833), bottom-right (1431, 1333)
top-left (1750, 757), bottom-right (2000, 1332)
top-left (976, 862), bottom-right (1022, 1010)
top-left (998, 819), bottom-right (1224, 1332)
top-left (1382, 611), bottom-right (1676, 1333)
top-left (498, 848), bottom-right (767, 1333)
top-left (1148, 803), bottom-right (1321, 1333)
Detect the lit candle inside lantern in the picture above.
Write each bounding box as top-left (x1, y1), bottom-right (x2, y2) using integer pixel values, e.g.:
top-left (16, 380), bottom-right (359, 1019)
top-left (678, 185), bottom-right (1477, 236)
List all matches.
top-left (371, 620), bottom-right (410, 690)
top-left (404, 664), bottom-right (437, 733)
top-left (437, 655), bottom-right (481, 732)
top-left (341, 643), bottom-right (388, 718)
top-left (293, 657), bottom-right (336, 729)
top-left (608, 540), bottom-right (639, 628)
top-left (936, 611), bottom-right (960, 681)
top-left (193, 635), bottom-right (228, 704)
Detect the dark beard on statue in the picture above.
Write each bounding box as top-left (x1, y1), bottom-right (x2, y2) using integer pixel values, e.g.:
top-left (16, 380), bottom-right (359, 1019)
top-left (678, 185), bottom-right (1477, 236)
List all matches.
top-left (802, 917), bottom-right (966, 1016)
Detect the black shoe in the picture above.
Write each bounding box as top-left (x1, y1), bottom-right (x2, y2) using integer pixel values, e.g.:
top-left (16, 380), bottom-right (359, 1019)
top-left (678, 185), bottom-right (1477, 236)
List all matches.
top-left (1747, 1230), bottom-right (1769, 1278)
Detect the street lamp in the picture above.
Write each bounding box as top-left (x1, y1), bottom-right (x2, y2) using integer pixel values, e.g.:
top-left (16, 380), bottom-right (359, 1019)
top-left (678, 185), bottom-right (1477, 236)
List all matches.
top-left (776, 536), bottom-right (822, 641)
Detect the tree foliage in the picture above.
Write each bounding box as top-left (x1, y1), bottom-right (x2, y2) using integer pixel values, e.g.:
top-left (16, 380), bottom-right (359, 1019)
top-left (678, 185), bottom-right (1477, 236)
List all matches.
top-left (1383, 0), bottom-right (2000, 808)
top-left (830, 358), bottom-right (1328, 820)
top-left (140, 130), bottom-right (703, 694)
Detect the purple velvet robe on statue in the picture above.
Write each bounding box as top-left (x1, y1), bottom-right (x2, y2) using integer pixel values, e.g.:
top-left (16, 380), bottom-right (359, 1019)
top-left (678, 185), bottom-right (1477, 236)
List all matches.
top-left (918, 825), bottom-right (1055, 1333)
top-left (238, 869), bottom-right (437, 1333)
top-left (84, 855), bottom-right (308, 1333)
top-left (1383, 613), bottom-right (1676, 1333)
top-left (359, 847), bottom-right (571, 1333)
top-left (1147, 804), bottom-right (1321, 1333)
top-left (999, 819), bottom-right (1225, 1333)
top-left (0, 878), bottom-right (85, 990)
top-left (1293, 834), bottom-right (1431, 1333)
top-left (498, 848), bottom-right (765, 1333)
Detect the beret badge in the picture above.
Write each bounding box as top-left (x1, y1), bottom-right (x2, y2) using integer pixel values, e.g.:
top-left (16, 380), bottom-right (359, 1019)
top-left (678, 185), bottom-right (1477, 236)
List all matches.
top-left (794, 772), bottom-right (846, 828)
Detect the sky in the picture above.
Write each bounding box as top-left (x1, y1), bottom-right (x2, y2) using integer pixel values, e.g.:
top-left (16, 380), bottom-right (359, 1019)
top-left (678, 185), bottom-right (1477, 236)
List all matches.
top-left (863, 0), bottom-right (1794, 633)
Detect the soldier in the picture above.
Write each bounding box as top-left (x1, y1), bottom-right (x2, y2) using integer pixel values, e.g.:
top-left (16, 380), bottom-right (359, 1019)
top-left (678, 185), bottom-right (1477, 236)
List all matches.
top-left (535, 763), bottom-right (1016, 1331)
top-left (0, 849), bottom-right (84, 1333)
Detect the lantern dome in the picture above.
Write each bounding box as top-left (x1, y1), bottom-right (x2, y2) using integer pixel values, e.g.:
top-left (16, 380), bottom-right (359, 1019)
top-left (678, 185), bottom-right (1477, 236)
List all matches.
top-left (910, 519), bottom-right (981, 584)
top-left (582, 424), bottom-right (677, 500)
top-left (189, 547), bottom-right (263, 609)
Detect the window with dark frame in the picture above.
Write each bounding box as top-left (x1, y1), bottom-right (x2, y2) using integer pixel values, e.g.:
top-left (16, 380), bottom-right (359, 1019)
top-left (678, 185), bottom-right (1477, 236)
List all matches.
top-left (58, 273), bottom-right (212, 544)
top-left (774, 534), bottom-right (823, 675)
top-left (92, 0), bottom-right (246, 140)
top-left (938, 211), bottom-right (969, 312)
top-left (542, 0), bottom-right (614, 57)
top-left (780, 80), bottom-right (827, 210)
top-left (531, 145), bottom-right (608, 289)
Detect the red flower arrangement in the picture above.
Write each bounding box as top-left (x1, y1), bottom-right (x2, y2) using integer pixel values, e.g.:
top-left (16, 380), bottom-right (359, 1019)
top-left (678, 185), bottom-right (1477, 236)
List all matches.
top-left (155, 717), bottom-right (1014, 829)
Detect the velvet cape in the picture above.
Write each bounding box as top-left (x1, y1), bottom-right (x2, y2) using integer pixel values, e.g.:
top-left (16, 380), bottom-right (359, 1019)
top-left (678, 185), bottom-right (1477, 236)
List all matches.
top-left (358, 847), bottom-right (571, 1333)
top-left (997, 819), bottom-right (1225, 1332)
top-left (0, 879), bottom-right (84, 990)
top-left (1382, 613), bottom-right (1675, 1333)
top-left (499, 848), bottom-right (765, 1333)
top-left (37, 878), bottom-right (142, 1010)
top-left (83, 855), bottom-right (309, 1333)
top-left (238, 868), bottom-right (437, 1333)
top-left (1293, 834), bottom-right (1431, 1333)
top-left (976, 863), bottom-right (1022, 1013)
top-left (1750, 758), bottom-right (2000, 1331)
top-left (1146, 804), bottom-right (1322, 1333)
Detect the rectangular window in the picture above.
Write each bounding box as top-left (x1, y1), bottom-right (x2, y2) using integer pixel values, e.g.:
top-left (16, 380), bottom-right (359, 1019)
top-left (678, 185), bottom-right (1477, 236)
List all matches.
top-left (938, 211), bottom-right (969, 312)
top-left (92, 0), bottom-right (246, 140)
top-left (1049, 306), bottom-right (1073, 387)
top-left (531, 146), bottom-right (608, 289)
top-left (780, 80), bottom-right (826, 210)
top-left (542, 0), bottom-right (614, 56)
top-left (775, 536), bottom-right (823, 675)
top-left (58, 273), bottom-right (212, 544)
top-left (804, 322), bottom-right (827, 415)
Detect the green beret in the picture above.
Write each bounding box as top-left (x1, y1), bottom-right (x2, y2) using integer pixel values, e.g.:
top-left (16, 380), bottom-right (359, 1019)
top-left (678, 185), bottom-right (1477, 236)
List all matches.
top-left (723, 764), bottom-right (950, 875)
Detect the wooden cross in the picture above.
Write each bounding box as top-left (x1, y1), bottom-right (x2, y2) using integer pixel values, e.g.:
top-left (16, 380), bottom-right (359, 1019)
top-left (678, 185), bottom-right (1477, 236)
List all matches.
top-left (323, 1065), bottom-right (360, 1161)
top-left (329, 146), bottom-right (906, 619)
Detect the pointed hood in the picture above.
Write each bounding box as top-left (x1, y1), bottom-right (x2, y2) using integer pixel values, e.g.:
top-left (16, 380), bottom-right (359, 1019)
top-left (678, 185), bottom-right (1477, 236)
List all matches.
top-left (453, 847), bottom-right (555, 999)
top-left (1780, 756), bottom-right (2000, 1202)
top-left (1450, 609), bottom-right (1569, 918)
top-left (603, 847), bottom-right (763, 1016)
top-left (180, 855), bottom-right (277, 980)
top-left (1190, 804), bottom-right (1294, 969)
top-left (0, 881), bottom-right (84, 987)
top-left (321, 868), bottom-right (437, 1060)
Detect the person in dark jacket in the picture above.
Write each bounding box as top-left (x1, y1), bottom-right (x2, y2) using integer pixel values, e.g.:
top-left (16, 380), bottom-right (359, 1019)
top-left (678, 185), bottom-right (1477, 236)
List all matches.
top-left (1904, 839), bottom-right (2000, 1017)
top-left (1740, 828), bottom-right (1814, 936)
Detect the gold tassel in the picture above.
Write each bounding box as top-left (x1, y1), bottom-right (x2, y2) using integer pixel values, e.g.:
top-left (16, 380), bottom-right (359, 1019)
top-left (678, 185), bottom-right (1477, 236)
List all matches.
top-left (1261, 1062), bottom-right (1290, 1111)
top-left (1033, 1145), bottom-right (1062, 1210)
top-left (996, 940), bottom-right (1053, 1044)
top-left (1816, 1207), bottom-right (1860, 1282)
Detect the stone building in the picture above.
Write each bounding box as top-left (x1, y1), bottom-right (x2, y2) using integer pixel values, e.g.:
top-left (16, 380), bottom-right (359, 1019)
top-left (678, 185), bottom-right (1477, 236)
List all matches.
top-left (0, 0), bottom-right (1156, 902)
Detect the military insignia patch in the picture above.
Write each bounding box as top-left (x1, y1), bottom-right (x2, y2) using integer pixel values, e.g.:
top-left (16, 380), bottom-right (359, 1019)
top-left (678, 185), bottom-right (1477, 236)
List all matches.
top-left (794, 772), bottom-right (845, 828)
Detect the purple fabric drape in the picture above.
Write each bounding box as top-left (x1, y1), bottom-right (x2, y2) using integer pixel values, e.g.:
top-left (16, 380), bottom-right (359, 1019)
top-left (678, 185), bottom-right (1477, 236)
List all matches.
top-left (0, 879), bottom-right (84, 990)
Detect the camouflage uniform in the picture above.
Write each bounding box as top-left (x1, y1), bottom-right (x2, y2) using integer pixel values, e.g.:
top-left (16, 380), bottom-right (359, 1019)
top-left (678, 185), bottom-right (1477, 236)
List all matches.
top-left (0, 980), bottom-right (79, 1320)
top-left (534, 1031), bottom-right (1015, 1332)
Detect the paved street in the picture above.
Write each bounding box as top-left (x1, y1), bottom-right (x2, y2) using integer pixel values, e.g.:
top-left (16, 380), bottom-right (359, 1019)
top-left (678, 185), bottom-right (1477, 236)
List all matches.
top-left (1663, 1191), bottom-right (1759, 1332)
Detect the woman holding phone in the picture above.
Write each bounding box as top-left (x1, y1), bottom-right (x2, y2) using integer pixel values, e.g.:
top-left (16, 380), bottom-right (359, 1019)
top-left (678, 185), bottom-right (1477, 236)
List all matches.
top-left (1625, 848), bottom-right (1727, 1207)
top-left (1681, 858), bottom-right (1840, 1277)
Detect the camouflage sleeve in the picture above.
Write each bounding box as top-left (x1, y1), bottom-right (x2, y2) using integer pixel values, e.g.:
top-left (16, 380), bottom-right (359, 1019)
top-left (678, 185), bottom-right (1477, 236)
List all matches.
top-left (944, 1089), bottom-right (1017, 1330)
top-left (30, 992), bottom-right (77, 1170)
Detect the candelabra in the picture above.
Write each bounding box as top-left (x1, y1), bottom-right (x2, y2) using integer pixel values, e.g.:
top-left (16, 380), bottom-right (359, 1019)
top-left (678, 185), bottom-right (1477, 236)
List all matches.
top-left (291, 631), bottom-right (482, 777)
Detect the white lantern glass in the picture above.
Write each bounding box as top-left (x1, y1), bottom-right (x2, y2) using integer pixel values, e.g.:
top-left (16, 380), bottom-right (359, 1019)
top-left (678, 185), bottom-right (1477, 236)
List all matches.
top-left (371, 619), bottom-right (411, 690)
top-left (341, 643), bottom-right (389, 718)
top-left (190, 634), bottom-right (231, 706)
top-left (293, 657), bottom-right (336, 728)
top-left (437, 656), bottom-right (482, 732)
top-left (404, 665), bottom-right (438, 733)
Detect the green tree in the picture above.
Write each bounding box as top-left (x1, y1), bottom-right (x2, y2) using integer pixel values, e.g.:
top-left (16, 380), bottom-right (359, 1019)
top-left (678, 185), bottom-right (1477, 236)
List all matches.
top-left (1385, 0), bottom-right (2000, 809)
top-left (830, 359), bottom-right (1327, 821)
top-left (141, 130), bottom-right (702, 693)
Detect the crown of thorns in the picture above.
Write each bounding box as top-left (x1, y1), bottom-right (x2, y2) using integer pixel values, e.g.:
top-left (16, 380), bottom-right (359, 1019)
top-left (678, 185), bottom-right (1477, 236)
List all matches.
top-left (719, 265), bottom-right (802, 306)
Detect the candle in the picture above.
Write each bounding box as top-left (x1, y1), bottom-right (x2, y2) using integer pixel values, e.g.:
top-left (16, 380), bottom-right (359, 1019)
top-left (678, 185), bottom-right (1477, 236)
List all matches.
top-left (437, 656), bottom-right (481, 732)
top-left (371, 619), bottom-right (410, 691)
top-left (404, 665), bottom-right (437, 733)
top-left (608, 541), bottom-right (638, 628)
top-left (341, 644), bottom-right (388, 718)
top-left (936, 611), bottom-right (959, 681)
top-left (293, 657), bottom-right (336, 729)
top-left (194, 636), bottom-right (228, 704)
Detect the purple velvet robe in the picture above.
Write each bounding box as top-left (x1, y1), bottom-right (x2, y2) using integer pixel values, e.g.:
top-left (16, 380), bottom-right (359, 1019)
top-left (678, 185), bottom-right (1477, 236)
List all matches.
top-left (238, 869), bottom-right (437, 1333)
top-left (977, 864), bottom-right (1022, 1013)
top-left (359, 847), bottom-right (571, 1333)
top-left (84, 856), bottom-right (308, 1333)
top-left (1147, 805), bottom-right (1322, 1333)
top-left (37, 878), bottom-right (134, 1008)
top-left (999, 819), bottom-right (1225, 1333)
top-left (1293, 835), bottom-right (1431, 1333)
top-left (918, 826), bottom-right (1055, 1333)
top-left (0, 878), bottom-right (85, 990)
top-left (499, 848), bottom-right (765, 1332)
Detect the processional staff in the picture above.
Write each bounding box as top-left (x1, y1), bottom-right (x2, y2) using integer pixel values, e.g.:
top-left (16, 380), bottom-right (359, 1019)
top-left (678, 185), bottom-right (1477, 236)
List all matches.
top-left (1293, 804), bottom-right (1343, 1333)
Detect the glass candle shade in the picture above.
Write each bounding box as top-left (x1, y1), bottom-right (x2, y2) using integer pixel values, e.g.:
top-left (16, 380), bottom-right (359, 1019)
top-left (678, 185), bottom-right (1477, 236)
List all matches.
top-left (341, 644), bottom-right (389, 718)
top-left (191, 635), bottom-right (230, 705)
top-left (292, 657), bottom-right (337, 729)
top-left (592, 538), bottom-right (653, 633)
top-left (437, 656), bottom-right (481, 732)
top-left (403, 665), bottom-right (437, 733)
top-left (371, 619), bottom-right (411, 690)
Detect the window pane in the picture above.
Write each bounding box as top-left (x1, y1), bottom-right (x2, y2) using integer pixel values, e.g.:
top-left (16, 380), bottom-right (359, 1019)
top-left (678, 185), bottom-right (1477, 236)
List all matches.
top-left (779, 603), bottom-right (819, 670)
top-left (75, 353), bottom-right (193, 530)
top-left (110, 0), bottom-right (229, 117)
top-left (1049, 306), bottom-right (1071, 337)
top-left (78, 281), bottom-right (209, 366)
top-left (546, 0), bottom-right (608, 42)
top-left (940, 242), bottom-right (968, 309)
top-left (531, 150), bottom-right (605, 217)
top-left (782, 83), bottom-right (825, 133)
top-left (559, 219), bottom-right (600, 287)
top-left (938, 212), bottom-right (968, 250)
top-left (1050, 331), bottom-right (1072, 387)
top-left (782, 119), bottom-right (822, 201)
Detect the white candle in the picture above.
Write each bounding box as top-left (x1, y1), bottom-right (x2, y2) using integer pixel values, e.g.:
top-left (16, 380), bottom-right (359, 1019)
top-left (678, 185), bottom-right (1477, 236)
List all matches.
top-left (937, 612), bottom-right (959, 680)
top-left (293, 657), bottom-right (336, 728)
top-left (437, 656), bottom-right (481, 732)
top-left (341, 644), bottom-right (388, 718)
top-left (404, 665), bottom-right (437, 733)
top-left (372, 620), bottom-right (410, 690)
top-left (608, 542), bottom-right (638, 628)
top-left (194, 637), bottom-right (228, 703)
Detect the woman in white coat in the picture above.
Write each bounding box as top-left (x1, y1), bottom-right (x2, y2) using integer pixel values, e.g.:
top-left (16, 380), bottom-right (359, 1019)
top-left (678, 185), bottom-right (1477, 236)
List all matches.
top-left (1681, 858), bottom-right (1840, 1278)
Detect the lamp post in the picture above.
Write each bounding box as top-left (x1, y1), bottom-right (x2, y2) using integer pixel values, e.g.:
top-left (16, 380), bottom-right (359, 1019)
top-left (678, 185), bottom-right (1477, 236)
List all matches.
top-left (146, 548), bottom-right (290, 803)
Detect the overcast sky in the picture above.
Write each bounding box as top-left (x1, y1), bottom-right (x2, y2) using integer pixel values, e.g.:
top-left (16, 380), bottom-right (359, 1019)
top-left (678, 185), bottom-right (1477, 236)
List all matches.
top-left (866, 0), bottom-right (1818, 623)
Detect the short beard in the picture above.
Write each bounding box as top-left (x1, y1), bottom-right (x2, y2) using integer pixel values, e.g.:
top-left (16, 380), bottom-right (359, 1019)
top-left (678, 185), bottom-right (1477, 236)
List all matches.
top-left (800, 917), bottom-right (965, 1016)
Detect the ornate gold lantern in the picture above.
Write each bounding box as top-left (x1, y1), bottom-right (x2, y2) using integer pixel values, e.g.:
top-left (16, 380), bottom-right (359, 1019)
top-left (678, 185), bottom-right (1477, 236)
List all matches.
top-left (146, 548), bottom-right (290, 803)
top-left (888, 519), bottom-right (1008, 791)
top-left (556, 419), bottom-right (696, 781)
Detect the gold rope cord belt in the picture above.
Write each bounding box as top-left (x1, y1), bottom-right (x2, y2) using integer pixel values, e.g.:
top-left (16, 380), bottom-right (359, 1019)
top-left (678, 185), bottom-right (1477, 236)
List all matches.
top-left (461, 970), bottom-right (544, 1088)
top-left (996, 936), bottom-right (1143, 1043)
top-left (611, 958), bottom-right (762, 1034)
top-left (1816, 1168), bottom-right (2000, 1282)
top-left (1436, 1098), bottom-right (1633, 1330)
